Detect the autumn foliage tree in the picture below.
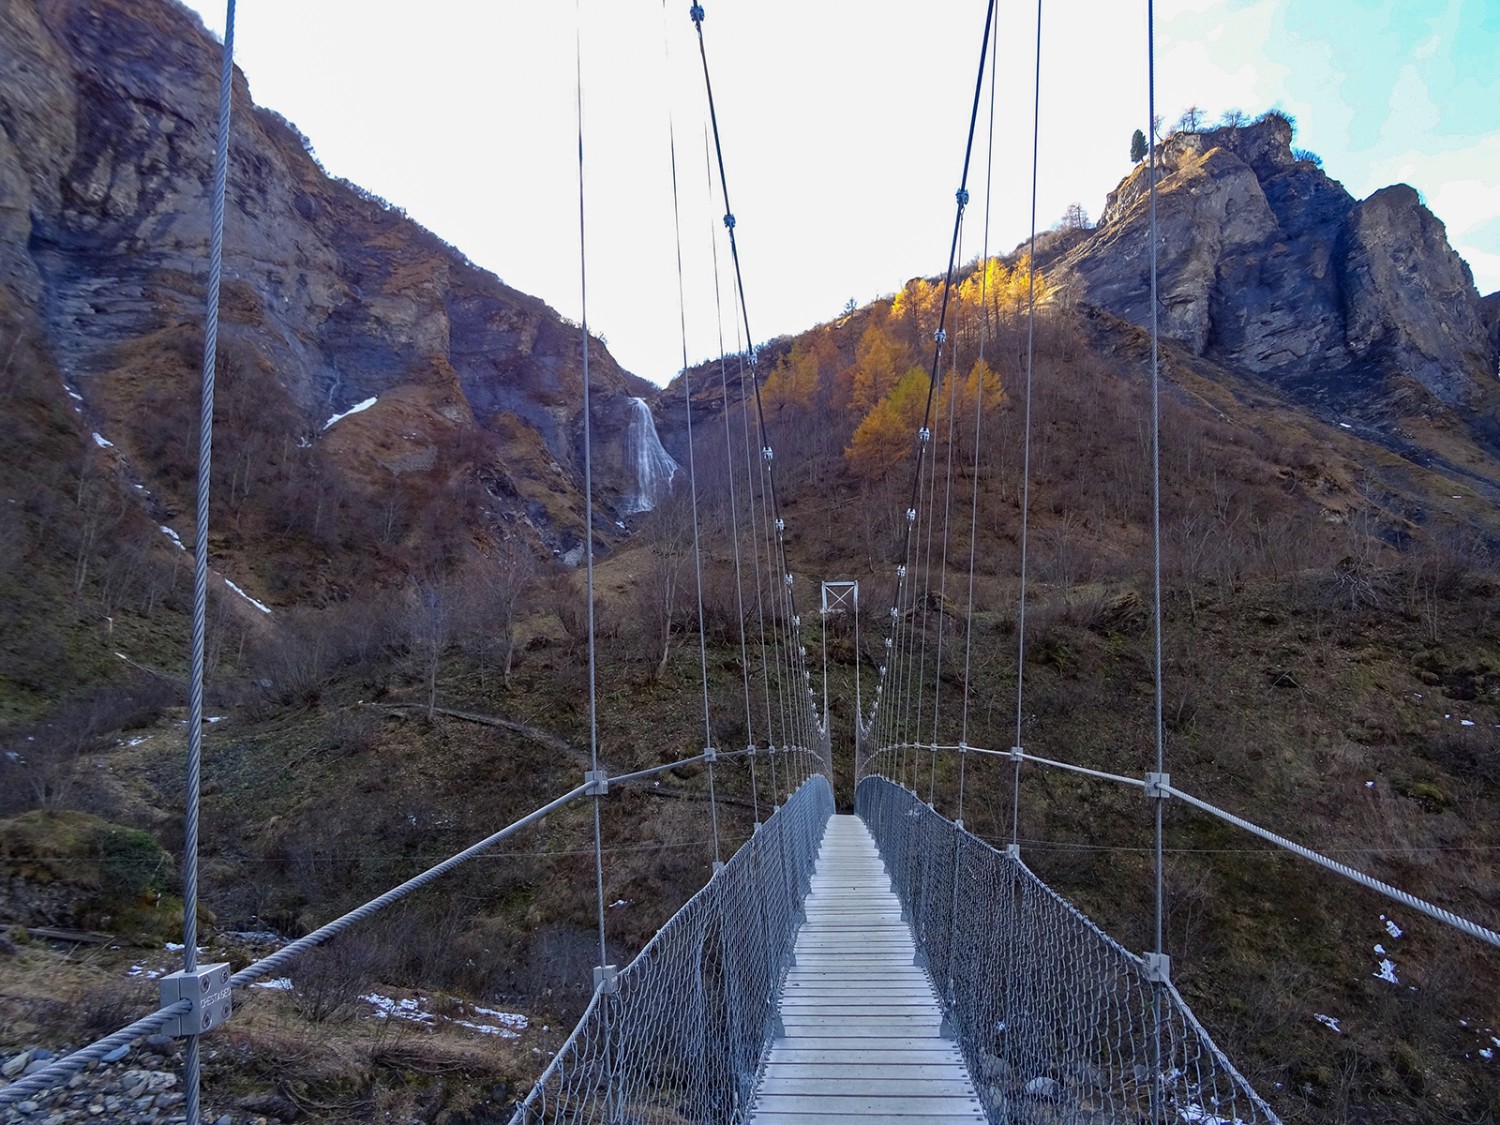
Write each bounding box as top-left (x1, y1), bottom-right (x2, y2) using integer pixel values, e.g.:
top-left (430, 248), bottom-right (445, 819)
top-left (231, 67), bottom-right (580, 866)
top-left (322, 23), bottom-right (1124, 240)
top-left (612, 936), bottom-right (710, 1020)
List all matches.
top-left (845, 367), bottom-right (930, 481)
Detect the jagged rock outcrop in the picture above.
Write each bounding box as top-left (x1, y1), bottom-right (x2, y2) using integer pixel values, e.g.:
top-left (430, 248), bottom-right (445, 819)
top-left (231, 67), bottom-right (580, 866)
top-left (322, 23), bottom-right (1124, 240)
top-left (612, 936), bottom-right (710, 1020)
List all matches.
top-left (1052, 117), bottom-right (1500, 440)
top-left (0, 0), bottom-right (653, 558)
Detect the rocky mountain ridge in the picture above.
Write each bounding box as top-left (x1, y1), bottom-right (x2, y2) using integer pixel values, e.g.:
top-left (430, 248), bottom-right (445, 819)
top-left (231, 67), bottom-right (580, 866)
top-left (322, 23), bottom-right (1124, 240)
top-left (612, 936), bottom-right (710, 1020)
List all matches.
top-left (1044, 115), bottom-right (1500, 495)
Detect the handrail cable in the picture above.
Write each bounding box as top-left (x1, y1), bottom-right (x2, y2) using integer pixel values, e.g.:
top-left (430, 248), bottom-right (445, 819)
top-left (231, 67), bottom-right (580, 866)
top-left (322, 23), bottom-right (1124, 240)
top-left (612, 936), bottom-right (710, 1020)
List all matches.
top-left (878, 738), bottom-right (1500, 954)
top-left (0, 748), bottom-right (754, 1110)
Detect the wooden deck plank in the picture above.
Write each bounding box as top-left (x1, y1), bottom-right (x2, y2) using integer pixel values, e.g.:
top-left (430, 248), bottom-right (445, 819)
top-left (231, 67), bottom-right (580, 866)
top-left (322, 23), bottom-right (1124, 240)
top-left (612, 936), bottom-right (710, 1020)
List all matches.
top-left (748, 815), bottom-right (985, 1125)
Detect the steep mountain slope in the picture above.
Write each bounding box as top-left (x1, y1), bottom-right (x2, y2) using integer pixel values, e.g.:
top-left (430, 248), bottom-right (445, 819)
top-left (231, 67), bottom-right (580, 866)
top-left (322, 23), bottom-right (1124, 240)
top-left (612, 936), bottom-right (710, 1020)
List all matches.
top-left (0, 0), bottom-right (655, 576)
top-left (1, 5), bottom-right (1498, 1121)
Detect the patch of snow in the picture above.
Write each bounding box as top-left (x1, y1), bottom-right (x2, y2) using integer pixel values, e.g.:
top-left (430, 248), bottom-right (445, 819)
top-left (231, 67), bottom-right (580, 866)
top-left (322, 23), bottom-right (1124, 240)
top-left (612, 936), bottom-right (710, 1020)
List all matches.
top-left (322, 396), bottom-right (378, 431)
top-left (67, 389), bottom-right (82, 402)
top-left (1374, 943), bottom-right (1386, 955)
top-left (1177, 1105), bottom-right (1246, 1125)
top-left (1382, 916), bottom-right (1403, 939)
top-left (160, 526), bottom-right (186, 551)
top-left (1365, 781), bottom-right (1375, 788)
top-left (472, 1005), bottom-right (527, 1029)
top-left (1338, 422), bottom-right (1352, 429)
top-left (127, 965), bottom-right (163, 980)
top-left (1374, 958), bottom-right (1399, 984)
top-left (206, 716), bottom-right (224, 724)
top-left (223, 579), bottom-right (272, 615)
top-left (362, 992), bottom-right (435, 1025)
top-left (608, 899), bottom-right (627, 909)
top-left (124, 737), bottom-right (149, 748)
top-left (252, 978), bottom-right (294, 991)
top-left (1460, 719), bottom-right (1475, 727)
top-left (1314, 1013), bottom-right (1342, 1033)
top-left (92, 432), bottom-right (113, 448)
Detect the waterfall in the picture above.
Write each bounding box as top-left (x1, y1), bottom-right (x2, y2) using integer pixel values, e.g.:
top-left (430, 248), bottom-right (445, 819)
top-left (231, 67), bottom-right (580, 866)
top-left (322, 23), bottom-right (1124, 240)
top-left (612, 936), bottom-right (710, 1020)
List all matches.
top-left (623, 397), bottom-right (680, 514)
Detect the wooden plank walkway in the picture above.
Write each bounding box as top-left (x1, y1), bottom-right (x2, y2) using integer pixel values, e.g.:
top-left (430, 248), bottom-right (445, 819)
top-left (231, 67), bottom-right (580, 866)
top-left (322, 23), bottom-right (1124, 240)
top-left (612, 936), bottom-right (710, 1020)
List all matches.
top-left (747, 814), bottom-right (985, 1123)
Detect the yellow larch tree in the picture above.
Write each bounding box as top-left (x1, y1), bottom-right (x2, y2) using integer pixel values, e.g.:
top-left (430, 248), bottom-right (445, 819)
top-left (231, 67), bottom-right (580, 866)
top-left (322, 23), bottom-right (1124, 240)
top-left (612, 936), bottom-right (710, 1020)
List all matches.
top-left (845, 366), bottom-right (931, 481)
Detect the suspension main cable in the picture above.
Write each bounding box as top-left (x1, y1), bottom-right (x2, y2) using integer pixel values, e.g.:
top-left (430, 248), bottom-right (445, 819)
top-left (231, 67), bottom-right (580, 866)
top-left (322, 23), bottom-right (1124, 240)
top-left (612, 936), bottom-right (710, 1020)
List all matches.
top-left (867, 0), bottom-right (998, 761)
top-left (661, 2), bottom-right (720, 865)
top-left (704, 160), bottom-right (759, 825)
top-left (690, 4), bottom-right (821, 760)
top-left (958, 1), bottom-right (1001, 827)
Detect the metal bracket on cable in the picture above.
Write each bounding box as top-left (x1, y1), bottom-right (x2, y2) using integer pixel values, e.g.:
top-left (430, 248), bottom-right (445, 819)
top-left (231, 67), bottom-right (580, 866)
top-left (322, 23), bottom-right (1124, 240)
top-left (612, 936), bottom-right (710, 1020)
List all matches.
top-left (1010, 744), bottom-right (1023, 762)
top-left (917, 427), bottom-right (931, 444)
top-left (722, 212), bottom-right (735, 230)
top-left (1143, 952), bottom-right (1171, 984)
top-left (158, 963), bottom-right (232, 1037)
top-left (1005, 843), bottom-right (1021, 860)
top-left (762, 446), bottom-right (773, 463)
top-left (584, 769), bottom-right (609, 797)
top-left (593, 964), bottom-right (619, 995)
top-left (906, 507), bottom-right (917, 523)
top-left (1144, 772), bottom-right (1171, 799)
top-left (956, 187), bottom-right (969, 207)
top-left (689, 4), bottom-right (704, 24)
top-left (934, 327), bottom-right (947, 344)
top-left (703, 746), bottom-right (717, 763)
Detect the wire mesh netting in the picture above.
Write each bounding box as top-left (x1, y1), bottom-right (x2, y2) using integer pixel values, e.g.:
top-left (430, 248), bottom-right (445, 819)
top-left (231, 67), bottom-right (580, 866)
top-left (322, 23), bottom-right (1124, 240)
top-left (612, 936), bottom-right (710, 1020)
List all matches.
top-left (510, 775), bottom-right (833, 1124)
top-left (857, 776), bottom-right (1281, 1125)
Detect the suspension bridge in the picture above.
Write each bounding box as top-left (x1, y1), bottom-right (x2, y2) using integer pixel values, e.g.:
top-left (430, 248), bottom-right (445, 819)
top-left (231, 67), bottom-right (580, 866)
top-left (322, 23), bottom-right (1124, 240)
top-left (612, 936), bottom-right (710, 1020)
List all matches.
top-left (3, 3), bottom-right (1498, 1124)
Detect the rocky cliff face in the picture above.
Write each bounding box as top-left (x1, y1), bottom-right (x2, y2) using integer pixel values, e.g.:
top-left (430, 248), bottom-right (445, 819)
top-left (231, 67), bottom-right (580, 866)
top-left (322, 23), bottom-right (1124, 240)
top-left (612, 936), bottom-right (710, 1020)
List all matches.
top-left (1052, 117), bottom-right (1500, 453)
top-left (0, 0), bottom-right (652, 560)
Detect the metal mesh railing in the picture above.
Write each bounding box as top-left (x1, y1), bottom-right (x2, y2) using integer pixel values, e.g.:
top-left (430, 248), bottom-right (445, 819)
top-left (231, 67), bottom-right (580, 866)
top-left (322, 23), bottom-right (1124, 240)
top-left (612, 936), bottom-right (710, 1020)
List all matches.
top-left (510, 774), bottom-right (833, 1124)
top-left (857, 776), bottom-right (1280, 1125)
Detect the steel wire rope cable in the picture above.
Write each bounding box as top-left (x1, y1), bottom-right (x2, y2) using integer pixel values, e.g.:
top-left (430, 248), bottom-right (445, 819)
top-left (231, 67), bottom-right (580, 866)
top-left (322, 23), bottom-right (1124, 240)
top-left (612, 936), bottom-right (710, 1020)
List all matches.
top-left (571, 9), bottom-right (617, 1110)
top-left (690, 4), bottom-right (823, 782)
top-left (944, 1), bottom-right (1002, 1049)
top-left (1145, 3), bottom-right (1171, 1120)
top-left (707, 200), bottom-right (760, 825)
top-left (689, 123), bottom-right (787, 1060)
top-left (1010, 0), bottom-right (1045, 852)
top-left (661, 0), bottom-right (723, 866)
top-left (956, 7), bottom-right (1000, 828)
top-left (989, 0), bottom-right (1046, 1100)
top-left (923, 739), bottom-right (1500, 950)
top-left (925, 214), bottom-right (970, 803)
top-left (3, 761), bottom-right (675, 1109)
top-left (918, 207), bottom-right (972, 799)
top-left (172, 5), bottom-right (236, 1121)
top-left (867, 0), bottom-right (997, 786)
top-left (693, 120), bottom-right (762, 825)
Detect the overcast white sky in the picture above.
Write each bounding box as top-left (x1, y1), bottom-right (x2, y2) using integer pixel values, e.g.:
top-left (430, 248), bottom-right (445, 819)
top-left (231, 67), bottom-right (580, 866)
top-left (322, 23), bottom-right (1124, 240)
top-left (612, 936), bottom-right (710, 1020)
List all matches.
top-left (181, 0), bottom-right (1500, 386)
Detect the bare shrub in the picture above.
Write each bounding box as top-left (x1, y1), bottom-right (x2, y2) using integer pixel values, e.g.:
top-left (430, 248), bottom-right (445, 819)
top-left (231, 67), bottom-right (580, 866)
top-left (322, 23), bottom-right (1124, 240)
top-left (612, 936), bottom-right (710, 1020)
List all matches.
top-left (292, 935), bottom-right (381, 1023)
